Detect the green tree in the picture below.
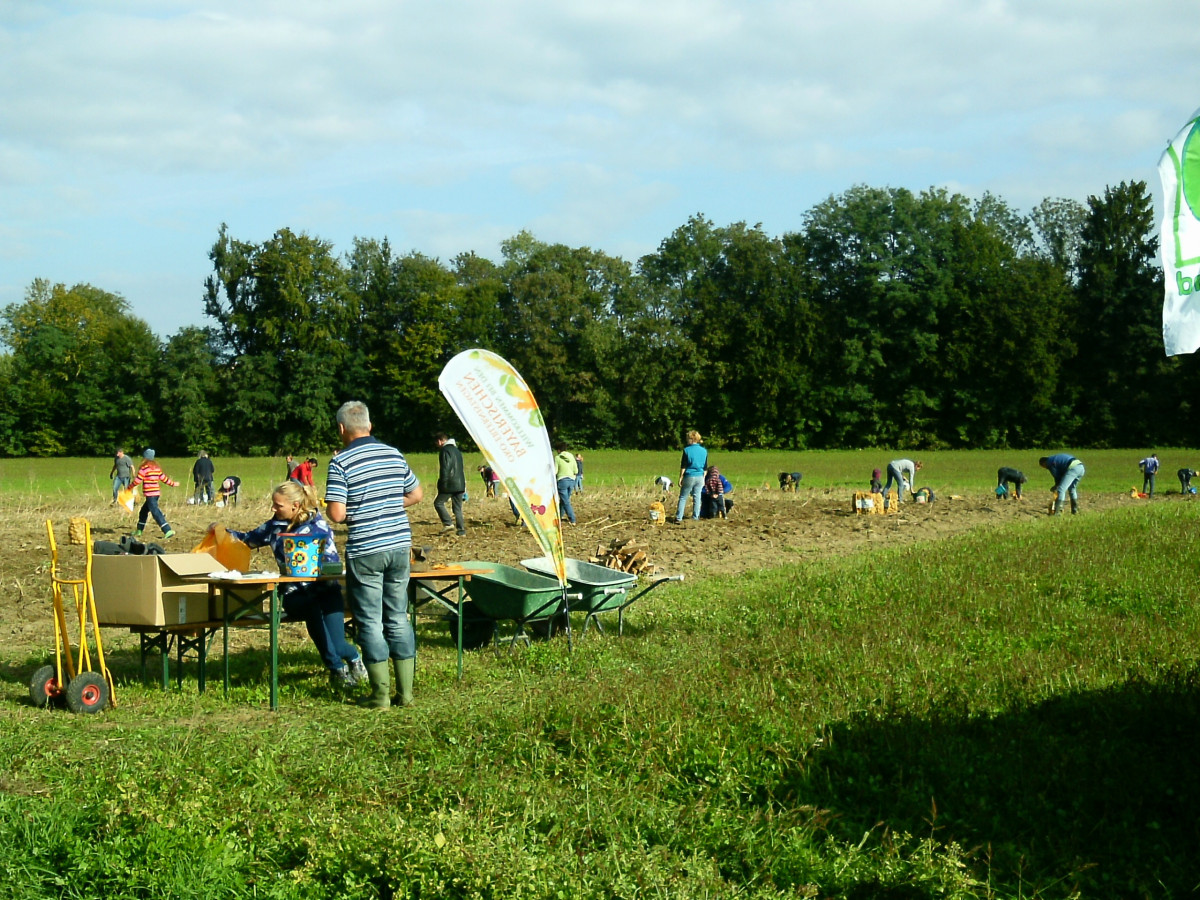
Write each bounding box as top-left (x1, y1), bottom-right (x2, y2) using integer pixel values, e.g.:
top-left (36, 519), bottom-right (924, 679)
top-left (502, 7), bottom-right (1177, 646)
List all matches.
top-left (494, 233), bottom-right (629, 445)
top-left (0, 280), bottom-right (160, 456)
top-left (159, 327), bottom-right (223, 454)
top-left (1030, 197), bottom-right (1087, 275)
top-left (343, 239), bottom-right (466, 447)
top-left (204, 226), bottom-right (352, 452)
top-left (1069, 182), bottom-right (1165, 445)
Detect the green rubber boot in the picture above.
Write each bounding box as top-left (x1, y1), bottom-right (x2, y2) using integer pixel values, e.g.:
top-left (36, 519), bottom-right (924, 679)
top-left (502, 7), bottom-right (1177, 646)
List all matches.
top-left (357, 661), bottom-right (391, 709)
top-left (1053, 499), bottom-right (1063, 516)
top-left (392, 657), bottom-right (415, 708)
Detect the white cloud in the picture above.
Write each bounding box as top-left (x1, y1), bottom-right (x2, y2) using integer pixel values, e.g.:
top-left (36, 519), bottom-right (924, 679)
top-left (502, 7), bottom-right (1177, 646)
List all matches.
top-left (2, 0), bottom-right (1199, 333)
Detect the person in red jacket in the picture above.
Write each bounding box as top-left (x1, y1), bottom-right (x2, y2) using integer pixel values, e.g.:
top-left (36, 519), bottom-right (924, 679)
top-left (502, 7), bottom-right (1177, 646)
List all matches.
top-left (132, 448), bottom-right (179, 538)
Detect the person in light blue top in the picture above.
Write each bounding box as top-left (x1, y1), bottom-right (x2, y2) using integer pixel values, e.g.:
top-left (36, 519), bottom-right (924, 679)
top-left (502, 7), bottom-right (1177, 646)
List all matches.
top-left (674, 429), bottom-right (708, 523)
top-left (221, 480), bottom-right (366, 690)
top-left (1039, 453), bottom-right (1085, 515)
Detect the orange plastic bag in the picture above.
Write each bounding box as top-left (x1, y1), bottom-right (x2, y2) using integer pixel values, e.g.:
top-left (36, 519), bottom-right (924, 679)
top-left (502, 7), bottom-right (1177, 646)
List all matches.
top-left (192, 524), bottom-right (253, 572)
top-left (117, 486), bottom-right (137, 513)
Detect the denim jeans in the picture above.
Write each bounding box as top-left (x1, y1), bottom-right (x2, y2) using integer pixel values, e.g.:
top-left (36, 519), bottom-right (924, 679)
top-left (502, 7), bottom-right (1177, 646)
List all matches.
top-left (1142, 472), bottom-right (1156, 497)
top-left (1055, 460), bottom-right (1085, 502)
top-left (283, 582), bottom-right (360, 671)
top-left (883, 464), bottom-right (907, 507)
top-left (112, 476), bottom-right (130, 502)
top-left (675, 474), bottom-right (704, 521)
top-left (346, 549), bottom-right (413, 664)
top-left (434, 491), bottom-right (465, 532)
top-left (137, 496), bottom-right (170, 533)
top-left (557, 478), bottom-right (577, 524)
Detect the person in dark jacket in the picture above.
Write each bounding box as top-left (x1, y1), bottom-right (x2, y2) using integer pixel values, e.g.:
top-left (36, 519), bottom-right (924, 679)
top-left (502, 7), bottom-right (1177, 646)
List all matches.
top-left (434, 432), bottom-right (467, 536)
top-left (192, 451), bottom-right (215, 504)
top-left (996, 466), bottom-right (1027, 499)
top-left (1179, 467), bottom-right (1197, 496)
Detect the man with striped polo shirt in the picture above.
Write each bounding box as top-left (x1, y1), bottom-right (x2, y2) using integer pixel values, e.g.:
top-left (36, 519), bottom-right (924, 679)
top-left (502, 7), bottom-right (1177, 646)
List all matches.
top-left (325, 401), bottom-right (424, 709)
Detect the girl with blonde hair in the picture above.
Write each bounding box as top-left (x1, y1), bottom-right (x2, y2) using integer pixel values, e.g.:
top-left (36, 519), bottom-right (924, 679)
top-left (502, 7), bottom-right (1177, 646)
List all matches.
top-left (217, 481), bottom-right (367, 690)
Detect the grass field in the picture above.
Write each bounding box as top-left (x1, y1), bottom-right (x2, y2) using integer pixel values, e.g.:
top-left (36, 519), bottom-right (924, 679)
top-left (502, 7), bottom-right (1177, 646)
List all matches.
top-left (1, 453), bottom-right (1197, 898)
top-left (1, 447), bottom-right (1193, 500)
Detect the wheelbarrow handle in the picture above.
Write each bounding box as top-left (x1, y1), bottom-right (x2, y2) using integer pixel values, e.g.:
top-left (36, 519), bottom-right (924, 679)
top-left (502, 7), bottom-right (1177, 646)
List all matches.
top-left (653, 574), bottom-right (685, 584)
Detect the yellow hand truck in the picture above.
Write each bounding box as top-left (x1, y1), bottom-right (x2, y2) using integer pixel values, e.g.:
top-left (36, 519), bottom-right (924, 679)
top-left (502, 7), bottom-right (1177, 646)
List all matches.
top-left (30, 518), bottom-right (116, 713)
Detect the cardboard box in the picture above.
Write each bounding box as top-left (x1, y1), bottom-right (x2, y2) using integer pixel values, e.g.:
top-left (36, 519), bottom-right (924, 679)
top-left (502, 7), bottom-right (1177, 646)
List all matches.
top-left (92, 553), bottom-right (224, 627)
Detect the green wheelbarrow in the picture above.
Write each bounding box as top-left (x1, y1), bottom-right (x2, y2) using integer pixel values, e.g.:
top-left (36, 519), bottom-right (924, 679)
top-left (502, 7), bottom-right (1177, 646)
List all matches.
top-left (520, 557), bottom-right (684, 637)
top-left (455, 561), bottom-right (580, 655)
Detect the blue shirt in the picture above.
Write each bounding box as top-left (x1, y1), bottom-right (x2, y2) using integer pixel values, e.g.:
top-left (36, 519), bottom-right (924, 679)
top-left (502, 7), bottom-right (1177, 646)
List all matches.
top-left (325, 436), bottom-right (419, 558)
top-left (1043, 453), bottom-right (1079, 482)
top-left (680, 443), bottom-right (708, 478)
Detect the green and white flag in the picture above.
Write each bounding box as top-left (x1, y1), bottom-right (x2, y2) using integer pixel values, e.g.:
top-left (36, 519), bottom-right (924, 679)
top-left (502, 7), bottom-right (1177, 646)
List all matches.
top-left (1160, 107), bottom-right (1200, 356)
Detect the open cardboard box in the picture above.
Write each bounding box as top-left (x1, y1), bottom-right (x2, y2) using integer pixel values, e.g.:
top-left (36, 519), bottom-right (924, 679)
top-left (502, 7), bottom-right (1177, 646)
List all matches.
top-left (91, 553), bottom-right (232, 627)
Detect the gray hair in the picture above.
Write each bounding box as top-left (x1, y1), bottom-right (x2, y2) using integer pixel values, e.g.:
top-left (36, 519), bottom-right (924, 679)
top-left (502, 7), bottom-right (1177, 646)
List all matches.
top-left (337, 401), bottom-right (371, 434)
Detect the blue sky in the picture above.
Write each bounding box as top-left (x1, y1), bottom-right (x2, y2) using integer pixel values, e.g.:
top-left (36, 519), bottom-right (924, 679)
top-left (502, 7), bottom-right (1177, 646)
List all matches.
top-left (3, 0), bottom-right (1198, 338)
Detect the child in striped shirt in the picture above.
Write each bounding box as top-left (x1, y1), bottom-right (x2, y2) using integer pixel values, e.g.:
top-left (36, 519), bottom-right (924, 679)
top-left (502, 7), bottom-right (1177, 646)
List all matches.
top-left (132, 448), bottom-right (179, 539)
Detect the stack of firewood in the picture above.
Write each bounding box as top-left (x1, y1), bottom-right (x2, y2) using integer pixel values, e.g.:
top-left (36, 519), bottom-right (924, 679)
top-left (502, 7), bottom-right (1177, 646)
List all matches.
top-left (590, 537), bottom-right (657, 575)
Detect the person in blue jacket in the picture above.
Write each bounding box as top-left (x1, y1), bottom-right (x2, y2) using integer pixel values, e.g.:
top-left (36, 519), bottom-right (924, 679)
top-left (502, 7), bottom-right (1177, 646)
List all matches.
top-left (1039, 453), bottom-right (1085, 515)
top-left (219, 480), bottom-right (367, 690)
top-left (1138, 453), bottom-right (1159, 498)
top-left (700, 466), bottom-right (734, 519)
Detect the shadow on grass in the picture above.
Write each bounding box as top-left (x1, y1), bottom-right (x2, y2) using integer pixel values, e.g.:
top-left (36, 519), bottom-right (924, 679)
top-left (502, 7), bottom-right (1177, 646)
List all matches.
top-left (797, 667), bottom-right (1200, 896)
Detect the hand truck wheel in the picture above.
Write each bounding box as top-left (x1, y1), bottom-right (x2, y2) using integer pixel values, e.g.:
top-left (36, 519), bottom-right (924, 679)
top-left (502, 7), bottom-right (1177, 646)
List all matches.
top-left (29, 665), bottom-right (61, 709)
top-left (65, 671), bottom-right (110, 714)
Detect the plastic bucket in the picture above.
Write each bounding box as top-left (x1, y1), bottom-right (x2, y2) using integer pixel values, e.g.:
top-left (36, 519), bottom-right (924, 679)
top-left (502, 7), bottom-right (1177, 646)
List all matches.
top-left (280, 533), bottom-right (324, 577)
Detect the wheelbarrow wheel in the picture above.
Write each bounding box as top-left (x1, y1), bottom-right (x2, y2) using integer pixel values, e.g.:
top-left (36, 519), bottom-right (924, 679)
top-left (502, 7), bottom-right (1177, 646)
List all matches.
top-left (65, 671), bottom-right (109, 714)
top-left (29, 665), bottom-right (60, 708)
top-left (529, 611), bottom-right (569, 640)
top-left (446, 603), bottom-right (493, 650)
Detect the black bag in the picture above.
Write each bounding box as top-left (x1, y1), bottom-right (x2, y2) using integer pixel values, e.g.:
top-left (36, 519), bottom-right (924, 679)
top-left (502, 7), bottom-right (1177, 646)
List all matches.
top-left (118, 534), bottom-right (163, 555)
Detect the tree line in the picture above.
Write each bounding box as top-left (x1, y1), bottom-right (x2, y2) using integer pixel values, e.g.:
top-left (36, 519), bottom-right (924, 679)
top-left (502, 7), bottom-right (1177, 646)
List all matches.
top-left (0, 180), bottom-right (1189, 458)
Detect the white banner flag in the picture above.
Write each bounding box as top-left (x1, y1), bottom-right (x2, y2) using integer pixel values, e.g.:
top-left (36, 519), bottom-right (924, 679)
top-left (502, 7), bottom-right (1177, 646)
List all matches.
top-left (438, 349), bottom-right (567, 585)
top-left (1160, 107), bottom-right (1200, 356)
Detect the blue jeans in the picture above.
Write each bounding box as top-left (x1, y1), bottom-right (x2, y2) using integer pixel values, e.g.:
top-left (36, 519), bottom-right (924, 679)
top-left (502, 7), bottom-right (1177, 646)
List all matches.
top-left (346, 549), bottom-right (413, 664)
top-left (557, 478), bottom-right (577, 524)
top-left (675, 474), bottom-right (704, 521)
top-left (112, 475), bottom-right (130, 501)
top-left (283, 582), bottom-right (360, 672)
top-left (1142, 472), bottom-right (1156, 497)
top-left (1056, 461), bottom-right (1085, 502)
top-left (137, 496), bottom-right (170, 534)
top-left (883, 464), bottom-right (907, 508)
